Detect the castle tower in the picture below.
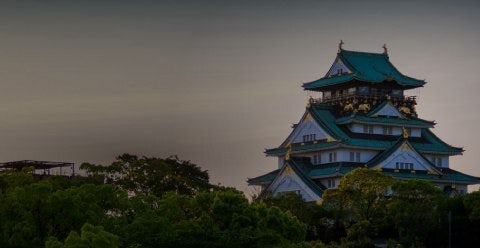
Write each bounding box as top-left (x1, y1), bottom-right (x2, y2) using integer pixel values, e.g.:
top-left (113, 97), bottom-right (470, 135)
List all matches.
top-left (248, 44), bottom-right (480, 201)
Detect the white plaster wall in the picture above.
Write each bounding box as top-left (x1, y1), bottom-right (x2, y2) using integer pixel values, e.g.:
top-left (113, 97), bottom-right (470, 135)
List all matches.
top-left (424, 154), bottom-right (450, 168)
top-left (379, 145), bottom-right (433, 171)
top-left (351, 124), bottom-right (364, 133)
top-left (308, 148), bottom-right (378, 164)
top-left (327, 59), bottom-right (351, 76)
top-left (374, 104), bottom-right (402, 117)
top-left (319, 177), bottom-right (341, 189)
top-left (278, 157), bottom-right (285, 169)
top-left (350, 124), bottom-right (421, 137)
top-left (270, 170), bottom-right (321, 202)
top-left (411, 128), bottom-right (421, 137)
top-left (290, 119), bottom-right (328, 143)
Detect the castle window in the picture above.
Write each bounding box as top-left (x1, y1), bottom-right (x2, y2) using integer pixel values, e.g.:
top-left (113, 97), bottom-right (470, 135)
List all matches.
top-left (313, 154), bottom-right (321, 164)
top-left (349, 152), bottom-right (361, 162)
top-left (328, 152), bottom-right (337, 163)
top-left (382, 126), bottom-right (393, 135)
top-left (337, 68), bottom-right (343, 74)
top-left (363, 125), bottom-right (374, 134)
top-left (397, 162), bottom-right (414, 170)
top-left (431, 157), bottom-right (443, 167)
top-left (303, 134), bottom-right (316, 142)
top-left (327, 179), bottom-right (336, 188)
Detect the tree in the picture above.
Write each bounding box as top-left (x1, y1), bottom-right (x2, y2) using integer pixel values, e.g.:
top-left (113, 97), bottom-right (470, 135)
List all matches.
top-left (80, 154), bottom-right (213, 197)
top-left (263, 192), bottom-right (330, 241)
top-left (45, 223), bottom-right (119, 248)
top-left (321, 168), bottom-right (395, 245)
top-left (387, 179), bottom-right (444, 246)
top-left (464, 190), bottom-right (480, 220)
top-left (118, 188), bottom-right (307, 248)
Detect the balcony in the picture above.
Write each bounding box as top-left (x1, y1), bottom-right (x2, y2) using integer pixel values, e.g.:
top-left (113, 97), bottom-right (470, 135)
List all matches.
top-left (314, 93), bottom-right (416, 104)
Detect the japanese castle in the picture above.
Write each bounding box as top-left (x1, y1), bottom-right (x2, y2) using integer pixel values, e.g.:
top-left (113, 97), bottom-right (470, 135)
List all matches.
top-left (248, 42), bottom-right (480, 202)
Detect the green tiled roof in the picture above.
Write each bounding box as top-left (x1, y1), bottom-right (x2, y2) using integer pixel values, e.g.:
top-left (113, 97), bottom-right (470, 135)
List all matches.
top-left (308, 164), bottom-right (359, 177)
top-left (367, 100), bottom-right (396, 117)
top-left (303, 50), bottom-right (425, 90)
top-left (286, 159), bottom-right (325, 197)
top-left (336, 114), bottom-right (435, 128)
top-left (383, 168), bottom-right (480, 184)
top-left (247, 169), bottom-right (279, 185)
top-left (266, 104), bottom-right (463, 156)
top-left (365, 137), bottom-right (443, 174)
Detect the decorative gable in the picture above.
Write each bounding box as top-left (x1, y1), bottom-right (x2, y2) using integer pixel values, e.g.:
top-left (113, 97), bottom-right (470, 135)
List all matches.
top-left (266, 163), bottom-right (321, 202)
top-left (369, 101), bottom-right (404, 118)
top-left (326, 57), bottom-right (352, 77)
top-left (282, 112), bottom-right (333, 145)
top-left (369, 140), bottom-right (441, 174)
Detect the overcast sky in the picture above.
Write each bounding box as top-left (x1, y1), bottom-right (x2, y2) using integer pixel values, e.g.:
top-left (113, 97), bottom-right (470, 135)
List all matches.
top-left (0, 0), bottom-right (479, 192)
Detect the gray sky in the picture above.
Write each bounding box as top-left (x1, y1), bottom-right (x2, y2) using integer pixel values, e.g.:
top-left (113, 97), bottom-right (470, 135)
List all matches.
top-left (0, 0), bottom-right (479, 192)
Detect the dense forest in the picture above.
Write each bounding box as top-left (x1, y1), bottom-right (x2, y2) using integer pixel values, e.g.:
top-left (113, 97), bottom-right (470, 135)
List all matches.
top-left (0, 154), bottom-right (479, 248)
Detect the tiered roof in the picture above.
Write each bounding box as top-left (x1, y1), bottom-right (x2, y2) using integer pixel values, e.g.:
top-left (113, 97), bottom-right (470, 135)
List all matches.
top-left (266, 104), bottom-right (463, 156)
top-left (303, 49), bottom-right (425, 90)
top-left (248, 157), bottom-right (480, 189)
top-left (249, 45), bottom-right (480, 199)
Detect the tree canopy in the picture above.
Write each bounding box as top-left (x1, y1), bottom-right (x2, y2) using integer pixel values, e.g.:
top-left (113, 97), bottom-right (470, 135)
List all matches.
top-left (0, 157), bottom-right (479, 248)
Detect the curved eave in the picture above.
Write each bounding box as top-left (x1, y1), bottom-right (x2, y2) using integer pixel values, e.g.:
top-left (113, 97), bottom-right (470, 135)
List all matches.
top-left (266, 140), bottom-right (463, 157)
top-left (265, 141), bottom-right (343, 156)
top-left (338, 49), bottom-right (426, 88)
top-left (420, 129), bottom-right (464, 154)
top-left (335, 117), bottom-right (434, 128)
top-left (384, 170), bottom-right (480, 185)
top-left (303, 76), bottom-right (425, 91)
top-left (247, 169), bottom-right (280, 186)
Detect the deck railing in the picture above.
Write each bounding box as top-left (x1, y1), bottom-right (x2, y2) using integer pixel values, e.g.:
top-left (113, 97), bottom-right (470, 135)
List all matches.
top-left (315, 93), bottom-right (416, 103)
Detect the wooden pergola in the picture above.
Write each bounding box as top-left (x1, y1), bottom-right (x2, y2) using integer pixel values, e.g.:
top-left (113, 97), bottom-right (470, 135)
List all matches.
top-left (0, 160), bottom-right (75, 176)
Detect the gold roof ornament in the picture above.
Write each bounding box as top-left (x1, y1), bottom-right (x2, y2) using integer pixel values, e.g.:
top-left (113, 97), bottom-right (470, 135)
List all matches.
top-left (285, 143), bottom-right (292, 160)
top-left (306, 96), bottom-right (313, 108)
top-left (383, 43), bottom-right (388, 55)
top-left (338, 40), bottom-right (344, 53)
top-left (402, 127), bottom-right (409, 139)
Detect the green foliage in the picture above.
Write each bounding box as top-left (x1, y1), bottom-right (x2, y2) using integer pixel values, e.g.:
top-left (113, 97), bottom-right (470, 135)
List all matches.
top-left (80, 154), bottom-right (213, 197)
top-left (322, 168), bottom-right (394, 244)
top-left (263, 192), bottom-right (331, 241)
top-left (387, 180), bottom-right (443, 246)
top-left (2, 155), bottom-right (480, 248)
top-left (119, 188), bottom-right (307, 248)
top-left (464, 190), bottom-right (480, 220)
top-left (46, 223), bottom-right (120, 248)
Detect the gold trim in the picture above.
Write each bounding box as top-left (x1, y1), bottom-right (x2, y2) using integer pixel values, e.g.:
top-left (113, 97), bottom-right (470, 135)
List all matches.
top-left (402, 127), bottom-right (409, 139)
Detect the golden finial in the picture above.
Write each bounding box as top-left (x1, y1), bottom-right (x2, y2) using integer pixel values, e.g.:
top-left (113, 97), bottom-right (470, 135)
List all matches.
top-left (383, 44), bottom-right (388, 54)
top-left (306, 96), bottom-right (313, 108)
top-left (338, 40), bottom-right (344, 53)
top-left (402, 127), bottom-right (409, 139)
top-left (285, 144), bottom-right (291, 160)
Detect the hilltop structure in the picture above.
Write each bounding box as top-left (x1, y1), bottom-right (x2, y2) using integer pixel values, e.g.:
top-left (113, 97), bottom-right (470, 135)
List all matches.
top-left (248, 42), bottom-right (480, 202)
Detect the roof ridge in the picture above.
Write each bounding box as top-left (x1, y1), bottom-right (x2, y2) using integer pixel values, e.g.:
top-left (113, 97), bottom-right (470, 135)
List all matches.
top-left (341, 49), bottom-right (386, 56)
